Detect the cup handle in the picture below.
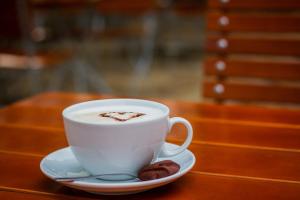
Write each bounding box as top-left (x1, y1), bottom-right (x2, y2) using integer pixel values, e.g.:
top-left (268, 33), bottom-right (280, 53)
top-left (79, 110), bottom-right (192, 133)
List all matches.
top-left (160, 117), bottom-right (193, 157)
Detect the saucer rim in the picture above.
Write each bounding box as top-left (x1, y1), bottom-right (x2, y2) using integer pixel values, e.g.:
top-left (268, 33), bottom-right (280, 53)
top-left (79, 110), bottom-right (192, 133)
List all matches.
top-left (40, 142), bottom-right (195, 189)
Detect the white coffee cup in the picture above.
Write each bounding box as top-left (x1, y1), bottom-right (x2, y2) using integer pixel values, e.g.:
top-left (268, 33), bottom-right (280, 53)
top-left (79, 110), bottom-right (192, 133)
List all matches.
top-left (62, 99), bottom-right (193, 179)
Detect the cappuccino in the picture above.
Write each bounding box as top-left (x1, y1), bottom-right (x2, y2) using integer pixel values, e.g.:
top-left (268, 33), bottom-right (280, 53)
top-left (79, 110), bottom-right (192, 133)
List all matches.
top-left (69, 105), bottom-right (163, 124)
top-left (63, 99), bottom-right (193, 177)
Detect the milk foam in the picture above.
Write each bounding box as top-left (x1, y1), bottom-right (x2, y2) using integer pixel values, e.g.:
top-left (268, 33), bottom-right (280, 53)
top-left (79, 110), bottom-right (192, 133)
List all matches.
top-left (69, 105), bottom-right (163, 124)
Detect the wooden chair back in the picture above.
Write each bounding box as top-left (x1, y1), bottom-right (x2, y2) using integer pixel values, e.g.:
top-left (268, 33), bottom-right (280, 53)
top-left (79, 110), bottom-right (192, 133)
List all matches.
top-left (204, 0), bottom-right (300, 106)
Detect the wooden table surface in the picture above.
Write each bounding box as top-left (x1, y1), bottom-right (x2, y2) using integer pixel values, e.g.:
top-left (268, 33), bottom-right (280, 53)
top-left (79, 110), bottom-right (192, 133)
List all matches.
top-left (1, 92), bottom-right (300, 200)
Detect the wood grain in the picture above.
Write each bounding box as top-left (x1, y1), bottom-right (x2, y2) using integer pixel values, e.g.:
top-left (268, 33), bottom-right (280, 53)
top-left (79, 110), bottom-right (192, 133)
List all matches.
top-left (5, 92), bottom-right (300, 125)
top-left (1, 92), bottom-right (300, 199)
top-left (207, 12), bottom-right (300, 32)
top-left (206, 34), bottom-right (300, 56)
top-left (0, 151), bottom-right (300, 200)
top-left (0, 105), bottom-right (300, 134)
top-left (204, 80), bottom-right (300, 104)
top-left (208, 0), bottom-right (300, 10)
top-left (0, 190), bottom-right (90, 200)
top-left (2, 114), bottom-right (300, 153)
top-left (0, 52), bottom-right (71, 69)
top-left (1, 173), bottom-right (300, 200)
top-left (1, 174), bottom-right (300, 200)
top-left (204, 57), bottom-right (300, 80)
top-left (1, 129), bottom-right (300, 181)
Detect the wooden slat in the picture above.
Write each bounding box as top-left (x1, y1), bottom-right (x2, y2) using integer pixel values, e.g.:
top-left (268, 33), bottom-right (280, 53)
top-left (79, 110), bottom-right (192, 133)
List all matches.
top-left (31, 0), bottom-right (205, 16)
top-left (207, 12), bottom-right (300, 32)
top-left (0, 191), bottom-right (88, 200)
top-left (3, 103), bottom-right (300, 130)
top-left (189, 143), bottom-right (300, 181)
top-left (1, 139), bottom-right (300, 184)
top-left (204, 57), bottom-right (300, 80)
top-left (1, 167), bottom-right (300, 200)
top-left (1, 126), bottom-right (300, 181)
top-left (14, 92), bottom-right (115, 107)
top-left (97, 0), bottom-right (159, 14)
top-left (97, 0), bottom-right (205, 15)
top-left (208, 0), bottom-right (300, 10)
top-left (1, 92), bottom-right (300, 199)
top-left (170, 120), bottom-right (300, 149)
top-left (172, 1), bottom-right (206, 16)
top-left (0, 152), bottom-right (97, 199)
top-left (30, 0), bottom-right (97, 8)
top-left (0, 125), bottom-right (67, 155)
top-left (0, 106), bottom-right (64, 128)
top-left (0, 52), bottom-right (70, 69)
top-left (204, 80), bottom-right (300, 104)
top-left (2, 113), bottom-right (300, 154)
top-left (3, 92), bottom-right (300, 125)
top-left (206, 34), bottom-right (300, 56)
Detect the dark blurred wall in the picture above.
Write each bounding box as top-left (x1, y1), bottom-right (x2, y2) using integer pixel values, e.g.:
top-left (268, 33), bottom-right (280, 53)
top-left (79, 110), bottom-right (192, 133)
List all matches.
top-left (0, 1), bottom-right (21, 39)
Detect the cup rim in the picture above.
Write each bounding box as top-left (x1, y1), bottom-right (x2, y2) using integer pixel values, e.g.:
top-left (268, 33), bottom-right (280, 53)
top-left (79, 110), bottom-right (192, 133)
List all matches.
top-left (62, 98), bottom-right (170, 126)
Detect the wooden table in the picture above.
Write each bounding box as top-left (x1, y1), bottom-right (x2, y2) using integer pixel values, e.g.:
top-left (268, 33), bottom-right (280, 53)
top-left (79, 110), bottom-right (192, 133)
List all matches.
top-left (1, 92), bottom-right (300, 199)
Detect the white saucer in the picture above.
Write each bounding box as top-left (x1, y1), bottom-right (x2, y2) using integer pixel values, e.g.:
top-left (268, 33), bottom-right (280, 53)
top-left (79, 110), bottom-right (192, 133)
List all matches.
top-left (40, 143), bottom-right (195, 195)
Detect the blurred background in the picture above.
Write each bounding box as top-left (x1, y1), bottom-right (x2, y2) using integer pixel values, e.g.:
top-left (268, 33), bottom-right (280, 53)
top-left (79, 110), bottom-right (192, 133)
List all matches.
top-left (0, 0), bottom-right (205, 105)
top-left (1, 0), bottom-right (300, 108)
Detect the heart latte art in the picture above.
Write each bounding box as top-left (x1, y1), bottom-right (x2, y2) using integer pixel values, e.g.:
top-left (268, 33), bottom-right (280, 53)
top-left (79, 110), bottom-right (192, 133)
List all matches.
top-left (69, 105), bottom-right (163, 124)
top-left (99, 112), bottom-right (145, 121)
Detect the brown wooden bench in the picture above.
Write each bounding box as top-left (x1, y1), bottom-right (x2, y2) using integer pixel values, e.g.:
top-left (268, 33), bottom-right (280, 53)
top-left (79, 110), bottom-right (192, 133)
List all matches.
top-left (203, 0), bottom-right (300, 107)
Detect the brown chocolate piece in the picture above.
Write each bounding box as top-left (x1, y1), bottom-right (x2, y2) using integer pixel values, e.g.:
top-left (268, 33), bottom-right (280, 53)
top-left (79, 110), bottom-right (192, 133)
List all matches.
top-left (138, 160), bottom-right (180, 181)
